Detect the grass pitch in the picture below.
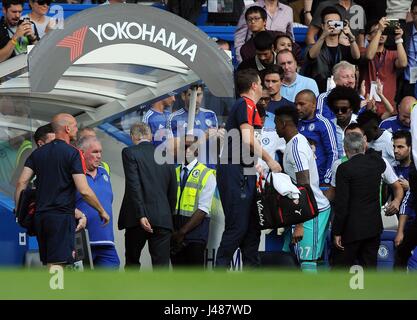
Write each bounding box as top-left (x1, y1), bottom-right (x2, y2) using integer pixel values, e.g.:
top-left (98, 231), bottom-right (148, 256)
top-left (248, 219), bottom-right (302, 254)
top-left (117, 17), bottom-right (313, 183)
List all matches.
top-left (0, 268), bottom-right (416, 300)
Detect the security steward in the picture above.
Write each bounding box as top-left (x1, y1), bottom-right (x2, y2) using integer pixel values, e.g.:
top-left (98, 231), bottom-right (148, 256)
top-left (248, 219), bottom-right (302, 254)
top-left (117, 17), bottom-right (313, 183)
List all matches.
top-left (171, 137), bottom-right (216, 267)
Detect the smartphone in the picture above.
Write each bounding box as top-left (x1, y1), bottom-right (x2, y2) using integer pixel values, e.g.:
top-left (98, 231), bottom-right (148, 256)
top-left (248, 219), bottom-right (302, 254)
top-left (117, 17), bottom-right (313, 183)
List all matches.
top-left (328, 20), bottom-right (344, 31)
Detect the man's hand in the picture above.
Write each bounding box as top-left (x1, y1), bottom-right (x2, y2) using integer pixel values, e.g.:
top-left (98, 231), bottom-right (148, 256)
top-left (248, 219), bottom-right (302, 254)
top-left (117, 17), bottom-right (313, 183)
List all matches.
top-left (394, 24), bottom-right (404, 40)
top-left (377, 17), bottom-right (388, 33)
top-left (75, 215), bottom-right (87, 232)
top-left (342, 20), bottom-right (355, 40)
top-left (266, 159), bottom-right (282, 173)
top-left (385, 200), bottom-right (400, 216)
top-left (292, 224), bottom-right (304, 244)
top-left (395, 231), bottom-right (404, 247)
top-left (140, 217), bottom-right (153, 233)
top-left (171, 230), bottom-right (185, 245)
top-left (99, 210), bottom-right (110, 226)
top-left (398, 178), bottom-right (410, 191)
top-left (334, 235), bottom-right (344, 250)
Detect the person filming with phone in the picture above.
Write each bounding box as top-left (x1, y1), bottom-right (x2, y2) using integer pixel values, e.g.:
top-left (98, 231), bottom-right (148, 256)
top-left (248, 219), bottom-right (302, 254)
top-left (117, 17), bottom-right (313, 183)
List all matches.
top-left (302, 6), bottom-right (360, 93)
top-left (0, 0), bottom-right (39, 63)
top-left (359, 17), bottom-right (407, 118)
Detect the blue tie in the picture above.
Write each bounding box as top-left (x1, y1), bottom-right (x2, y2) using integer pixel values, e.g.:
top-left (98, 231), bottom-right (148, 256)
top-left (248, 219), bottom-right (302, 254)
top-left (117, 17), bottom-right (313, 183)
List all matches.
top-left (180, 167), bottom-right (189, 191)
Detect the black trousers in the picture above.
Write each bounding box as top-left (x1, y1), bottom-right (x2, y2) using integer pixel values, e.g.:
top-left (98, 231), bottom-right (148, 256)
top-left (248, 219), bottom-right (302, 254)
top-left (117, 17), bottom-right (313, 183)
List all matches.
top-left (394, 219), bottom-right (417, 269)
top-left (331, 235), bottom-right (380, 269)
top-left (124, 226), bottom-right (171, 269)
top-left (171, 242), bottom-right (206, 268)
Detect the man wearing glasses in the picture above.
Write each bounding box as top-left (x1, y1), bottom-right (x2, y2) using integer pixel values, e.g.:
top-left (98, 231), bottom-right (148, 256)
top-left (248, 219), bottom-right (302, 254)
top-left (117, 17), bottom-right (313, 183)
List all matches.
top-left (327, 85), bottom-right (361, 158)
top-left (0, 0), bottom-right (39, 63)
top-left (235, 0), bottom-right (294, 64)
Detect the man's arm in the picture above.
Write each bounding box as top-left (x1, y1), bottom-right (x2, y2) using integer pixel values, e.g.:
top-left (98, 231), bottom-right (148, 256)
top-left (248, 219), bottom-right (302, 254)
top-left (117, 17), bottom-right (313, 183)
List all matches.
top-left (306, 24), bottom-right (320, 45)
top-left (320, 119), bottom-right (338, 184)
top-left (395, 26), bottom-right (408, 68)
top-left (168, 164), bottom-right (178, 214)
top-left (292, 170), bottom-right (310, 243)
top-left (121, 147), bottom-right (147, 219)
top-left (303, 0), bottom-right (313, 25)
top-left (307, 30), bottom-right (327, 59)
top-left (395, 214), bottom-right (408, 247)
top-left (365, 18), bottom-right (386, 59)
top-left (72, 174), bottom-right (109, 225)
top-left (14, 166), bottom-right (34, 207)
top-left (385, 180), bottom-right (404, 216)
top-left (333, 165), bottom-right (350, 237)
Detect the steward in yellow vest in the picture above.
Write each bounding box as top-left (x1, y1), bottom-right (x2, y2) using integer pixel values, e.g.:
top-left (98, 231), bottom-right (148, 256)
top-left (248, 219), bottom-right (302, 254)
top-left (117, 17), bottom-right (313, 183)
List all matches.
top-left (171, 138), bottom-right (216, 267)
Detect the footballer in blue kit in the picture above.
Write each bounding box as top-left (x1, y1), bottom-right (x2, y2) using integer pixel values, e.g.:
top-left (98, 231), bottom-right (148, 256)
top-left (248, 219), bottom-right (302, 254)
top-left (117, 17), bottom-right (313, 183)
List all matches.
top-left (142, 94), bottom-right (176, 146)
top-left (296, 90), bottom-right (338, 185)
top-left (167, 85), bottom-right (218, 167)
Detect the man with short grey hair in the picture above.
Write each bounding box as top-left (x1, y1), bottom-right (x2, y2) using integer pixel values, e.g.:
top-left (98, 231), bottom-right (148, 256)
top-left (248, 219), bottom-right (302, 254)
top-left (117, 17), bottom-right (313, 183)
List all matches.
top-left (76, 136), bottom-right (120, 268)
top-left (332, 131), bottom-right (387, 269)
top-left (316, 60), bottom-right (357, 121)
top-left (130, 122), bottom-right (152, 143)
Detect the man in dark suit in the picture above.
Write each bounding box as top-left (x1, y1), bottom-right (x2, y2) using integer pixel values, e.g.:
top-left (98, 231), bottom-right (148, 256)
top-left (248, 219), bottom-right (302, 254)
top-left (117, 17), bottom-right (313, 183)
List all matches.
top-left (332, 131), bottom-right (387, 269)
top-left (118, 122), bottom-right (177, 269)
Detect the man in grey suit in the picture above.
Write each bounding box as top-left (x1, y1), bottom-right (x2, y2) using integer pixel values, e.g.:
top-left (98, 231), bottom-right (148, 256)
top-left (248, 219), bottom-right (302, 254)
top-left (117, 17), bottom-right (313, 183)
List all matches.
top-left (118, 122), bottom-right (177, 269)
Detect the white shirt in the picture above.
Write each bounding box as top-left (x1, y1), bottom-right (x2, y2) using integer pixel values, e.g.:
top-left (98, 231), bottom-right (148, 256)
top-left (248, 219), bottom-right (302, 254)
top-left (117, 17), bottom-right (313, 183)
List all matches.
top-left (181, 159), bottom-right (216, 216)
top-left (257, 127), bottom-right (286, 173)
top-left (331, 156), bottom-right (398, 187)
top-left (368, 130), bottom-right (396, 168)
top-left (283, 133), bottom-right (330, 211)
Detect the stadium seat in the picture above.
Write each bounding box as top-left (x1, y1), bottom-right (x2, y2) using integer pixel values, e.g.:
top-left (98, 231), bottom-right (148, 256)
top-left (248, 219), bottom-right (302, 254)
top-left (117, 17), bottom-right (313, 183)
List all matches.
top-left (377, 230), bottom-right (396, 270)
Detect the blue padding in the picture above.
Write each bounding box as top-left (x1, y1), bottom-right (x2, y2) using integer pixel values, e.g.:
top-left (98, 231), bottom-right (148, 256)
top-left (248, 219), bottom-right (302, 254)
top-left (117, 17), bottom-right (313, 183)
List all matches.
top-left (98, 123), bottom-right (133, 146)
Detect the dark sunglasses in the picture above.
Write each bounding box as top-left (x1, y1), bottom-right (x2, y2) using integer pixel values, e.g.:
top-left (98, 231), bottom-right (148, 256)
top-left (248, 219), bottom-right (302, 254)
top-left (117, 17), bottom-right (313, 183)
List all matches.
top-left (335, 107), bottom-right (350, 114)
top-left (36, 0), bottom-right (51, 5)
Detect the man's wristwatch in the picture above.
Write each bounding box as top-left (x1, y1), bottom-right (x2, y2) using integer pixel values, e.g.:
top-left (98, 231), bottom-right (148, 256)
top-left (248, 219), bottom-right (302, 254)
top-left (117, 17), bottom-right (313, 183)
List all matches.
top-left (303, 10), bottom-right (311, 15)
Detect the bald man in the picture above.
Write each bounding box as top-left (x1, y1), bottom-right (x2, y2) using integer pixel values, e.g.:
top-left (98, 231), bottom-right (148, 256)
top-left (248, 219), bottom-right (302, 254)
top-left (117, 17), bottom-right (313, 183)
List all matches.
top-left (380, 96), bottom-right (416, 134)
top-left (15, 113), bottom-right (109, 268)
top-left (296, 90), bottom-right (338, 186)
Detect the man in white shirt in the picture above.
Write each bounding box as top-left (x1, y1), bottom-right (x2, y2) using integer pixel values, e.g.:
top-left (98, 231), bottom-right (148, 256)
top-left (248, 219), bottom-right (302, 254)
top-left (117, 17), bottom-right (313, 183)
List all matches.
top-left (275, 105), bottom-right (331, 272)
top-left (357, 110), bottom-right (396, 167)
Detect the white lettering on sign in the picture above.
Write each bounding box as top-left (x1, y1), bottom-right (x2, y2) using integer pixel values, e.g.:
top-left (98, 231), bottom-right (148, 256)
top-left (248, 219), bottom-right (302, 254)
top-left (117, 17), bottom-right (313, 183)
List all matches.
top-left (89, 22), bottom-right (197, 62)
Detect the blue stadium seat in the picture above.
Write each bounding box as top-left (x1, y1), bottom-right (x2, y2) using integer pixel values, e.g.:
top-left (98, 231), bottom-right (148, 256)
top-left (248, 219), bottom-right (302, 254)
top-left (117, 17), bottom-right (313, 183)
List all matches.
top-left (377, 230), bottom-right (396, 270)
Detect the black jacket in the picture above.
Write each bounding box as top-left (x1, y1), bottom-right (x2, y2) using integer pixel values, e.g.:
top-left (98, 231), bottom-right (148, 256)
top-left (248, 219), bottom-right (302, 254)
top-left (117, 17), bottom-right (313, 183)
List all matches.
top-left (118, 141), bottom-right (177, 231)
top-left (333, 152), bottom-right (386, 244)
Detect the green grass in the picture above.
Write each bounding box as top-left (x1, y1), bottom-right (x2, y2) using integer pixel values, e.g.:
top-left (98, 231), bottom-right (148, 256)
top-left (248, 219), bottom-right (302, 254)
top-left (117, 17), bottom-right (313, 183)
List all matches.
top-left (0, 268), bottom-right (416, 300)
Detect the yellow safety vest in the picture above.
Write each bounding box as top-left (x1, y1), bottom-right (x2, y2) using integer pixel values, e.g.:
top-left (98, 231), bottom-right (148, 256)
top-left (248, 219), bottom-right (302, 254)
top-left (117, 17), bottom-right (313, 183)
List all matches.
top-left (15, 140), bottom-right (33, 166)
top-left (176, 162), bottom-right (214, 217)
top-left (100, 161), bottom-right (110, 175)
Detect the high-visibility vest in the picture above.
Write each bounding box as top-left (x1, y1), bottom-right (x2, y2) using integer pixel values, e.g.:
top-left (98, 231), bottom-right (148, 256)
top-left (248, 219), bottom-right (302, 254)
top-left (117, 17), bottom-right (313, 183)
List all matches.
top-left (176, 162), bottom-right (214, 217)
top-left (100, 161), bottom-right (110, 175)
top-left (15, 140), bottom-right (33, 166)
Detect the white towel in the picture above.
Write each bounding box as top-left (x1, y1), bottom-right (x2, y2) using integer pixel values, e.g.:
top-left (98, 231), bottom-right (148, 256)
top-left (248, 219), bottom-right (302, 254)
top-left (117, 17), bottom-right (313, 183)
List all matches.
top-left (266, 172), bottom-right (300, 200)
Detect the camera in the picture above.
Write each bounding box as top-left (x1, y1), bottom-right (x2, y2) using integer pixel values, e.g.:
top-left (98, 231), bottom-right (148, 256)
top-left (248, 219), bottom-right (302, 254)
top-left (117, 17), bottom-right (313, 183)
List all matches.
top-left (383, 19), bottom-right (400, 35)
top-left (328, 20), bottom-right (345, 31)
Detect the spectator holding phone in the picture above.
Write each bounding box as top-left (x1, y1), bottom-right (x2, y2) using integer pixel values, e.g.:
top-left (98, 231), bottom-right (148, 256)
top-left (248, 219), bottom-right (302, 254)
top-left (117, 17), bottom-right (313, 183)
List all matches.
top-left (401, 0), bottom-right (417, 98)
top-left (302, 6), bottom-right (360, 93)
top-left (359, 17), bottom-right (407, 117)
top-left (0, 0), bottom-right (39, 63)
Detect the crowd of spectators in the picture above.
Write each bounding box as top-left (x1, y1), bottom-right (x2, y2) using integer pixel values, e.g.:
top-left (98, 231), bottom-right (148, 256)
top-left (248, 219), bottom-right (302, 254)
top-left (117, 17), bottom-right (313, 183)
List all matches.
top-left (5, 0), bottom-right (417, 272)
